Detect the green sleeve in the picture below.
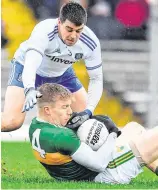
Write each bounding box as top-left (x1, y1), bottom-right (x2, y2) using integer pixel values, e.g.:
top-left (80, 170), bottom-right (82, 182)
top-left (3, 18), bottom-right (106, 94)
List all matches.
top-left (53, 128), bottom-right (81, 155)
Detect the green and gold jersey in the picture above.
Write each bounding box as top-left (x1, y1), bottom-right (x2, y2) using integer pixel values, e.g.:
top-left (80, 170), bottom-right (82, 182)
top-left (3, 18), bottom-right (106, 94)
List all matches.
top-left (29, 118), bottom-right (98, 181)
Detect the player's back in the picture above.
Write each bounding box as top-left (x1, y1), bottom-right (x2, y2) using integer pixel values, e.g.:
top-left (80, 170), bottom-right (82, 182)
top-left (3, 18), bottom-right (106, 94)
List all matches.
top-left (29, 117), bottom-right (98, 181)
top-left (13, 19), bottom-right (57, 65)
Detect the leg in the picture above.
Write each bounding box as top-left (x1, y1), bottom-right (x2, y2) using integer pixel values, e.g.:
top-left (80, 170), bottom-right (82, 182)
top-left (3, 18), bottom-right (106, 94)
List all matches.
top-left (58, 68), bottom-right (88, 112)
top-left (71, 87), bottom-right (87, 112)
top-left (95, 123), bottom-right (158, 184)
top-left (146, 160), bottom-right (158, 174)
top-left (116, 122), bottom-right (145, 147)
top-left (116, 122), bottom-right (158, 174)
top-left (133, 126), bottom-right (158, 164)
top-left (1, 86), bottom-right (26, 132)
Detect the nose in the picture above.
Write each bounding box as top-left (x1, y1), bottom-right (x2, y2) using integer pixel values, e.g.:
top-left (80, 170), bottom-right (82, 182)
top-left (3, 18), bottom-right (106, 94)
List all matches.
top-left (70, 31), bottom-right (76, 39)
top-left (68, 107), bottom-right (73, 115)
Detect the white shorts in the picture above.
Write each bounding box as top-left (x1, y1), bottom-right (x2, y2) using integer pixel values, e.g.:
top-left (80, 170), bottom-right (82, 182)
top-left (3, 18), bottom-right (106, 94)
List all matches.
top-left (94, 144), bottom-right (143, 184)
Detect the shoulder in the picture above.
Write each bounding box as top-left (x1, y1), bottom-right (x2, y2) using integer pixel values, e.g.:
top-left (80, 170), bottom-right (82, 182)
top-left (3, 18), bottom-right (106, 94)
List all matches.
top-left (30, 118), bottom-right (79, 142)
top-left (40, 126), bottom-right (78, 142)
top-left (34, 18), bottom-right (58, 30)
top-left (54, 127), bottom-right (78, 141)
top-left (79, 26), bottom-right (100, 52)
top-left (43, 127), bottom-right (80, 155)
top-left (53, 127), bottom-right (80, 146)
top-left (32, 18), bottom-right (58, 40)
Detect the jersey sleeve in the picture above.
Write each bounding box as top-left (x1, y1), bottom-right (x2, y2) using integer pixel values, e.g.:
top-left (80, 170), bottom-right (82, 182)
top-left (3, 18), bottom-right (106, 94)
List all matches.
top-left (53, 128), bottom-right (81, 156)
top-left (84, 37), bottom-right (102, 70)
top-left (26, 20), bottom-right (50, 56)
top-left (82, 32), bottom-right (103, 113)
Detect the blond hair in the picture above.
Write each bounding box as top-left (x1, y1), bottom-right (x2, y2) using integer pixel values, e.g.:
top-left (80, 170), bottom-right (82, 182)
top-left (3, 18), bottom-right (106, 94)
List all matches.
top-left (37, 83), bottom-right (72, 108)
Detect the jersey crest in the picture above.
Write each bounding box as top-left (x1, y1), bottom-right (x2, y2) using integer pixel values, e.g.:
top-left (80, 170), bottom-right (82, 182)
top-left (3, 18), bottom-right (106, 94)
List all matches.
top-left (75, 53), bottom-right (83, 60)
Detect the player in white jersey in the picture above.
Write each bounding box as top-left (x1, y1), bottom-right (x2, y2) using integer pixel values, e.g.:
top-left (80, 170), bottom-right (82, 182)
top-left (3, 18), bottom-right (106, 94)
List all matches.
top-left (2, 2), bottom-right (103, 132)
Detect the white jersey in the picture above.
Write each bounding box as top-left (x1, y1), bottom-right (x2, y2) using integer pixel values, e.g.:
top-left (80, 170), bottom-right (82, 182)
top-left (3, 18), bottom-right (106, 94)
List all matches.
top-left (14, 18), bottom-right (102, 77)
top-left (14, 18), bottom-right (103, 113)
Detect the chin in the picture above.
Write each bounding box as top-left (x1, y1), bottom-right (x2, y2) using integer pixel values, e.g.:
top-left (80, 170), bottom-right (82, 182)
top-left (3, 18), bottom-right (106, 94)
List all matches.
top-left (66, 41), bottom-right (76, 46)
top-left (66, 43), bottom-right (74, 46)
top-left (61, 122), bottom-right (67, 126)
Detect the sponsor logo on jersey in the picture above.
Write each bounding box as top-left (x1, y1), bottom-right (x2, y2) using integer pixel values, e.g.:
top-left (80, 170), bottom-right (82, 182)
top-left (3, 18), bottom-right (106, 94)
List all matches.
top-left (46, 55), bottom-right (75, 64)
top-left (75, 53), bottom-right (83, 60)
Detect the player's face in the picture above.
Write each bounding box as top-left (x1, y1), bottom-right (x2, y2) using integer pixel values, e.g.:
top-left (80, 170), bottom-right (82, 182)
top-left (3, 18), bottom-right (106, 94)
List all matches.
top-left (58, 19), bottom-right (84, 46)
top-left (49, 98), bottom-right (72, 126)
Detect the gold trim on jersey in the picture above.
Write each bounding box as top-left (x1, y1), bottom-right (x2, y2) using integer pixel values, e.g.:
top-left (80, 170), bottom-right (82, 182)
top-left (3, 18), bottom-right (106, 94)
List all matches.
top-left (107, 150), bottom-right (135, 169)
top-left (33, 150), bottom-right (72, 165)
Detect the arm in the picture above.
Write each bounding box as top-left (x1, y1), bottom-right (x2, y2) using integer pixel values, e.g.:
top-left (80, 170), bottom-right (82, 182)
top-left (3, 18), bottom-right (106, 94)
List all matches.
top-left (22, 50), bottom-right (42, 89)
top-left (55, 127), bottom-right (116, 173)
top-left (66, 37), bottom-right (103, 129)
top-left (85, 36), bottom-right (103, 113)
top-left (72, 132), bottom-right (117, 172)
top-left (86, 66), bottom-right (103, 113)
top-left (22, 21), bottom-right (49, 89)
top-left (21, 21), bottom-right (50, 112)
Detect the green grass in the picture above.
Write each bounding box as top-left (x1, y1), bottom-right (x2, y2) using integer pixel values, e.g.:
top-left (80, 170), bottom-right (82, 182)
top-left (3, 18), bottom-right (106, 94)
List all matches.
top-left (1, 142), bottom-right (158, 189)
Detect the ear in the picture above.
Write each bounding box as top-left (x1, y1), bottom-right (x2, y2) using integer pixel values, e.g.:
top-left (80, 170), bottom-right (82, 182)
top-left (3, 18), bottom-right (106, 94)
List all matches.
top-left (44, 106), bottom-right (51, 116)
top-left (58, 18), bottom-right (61, 25)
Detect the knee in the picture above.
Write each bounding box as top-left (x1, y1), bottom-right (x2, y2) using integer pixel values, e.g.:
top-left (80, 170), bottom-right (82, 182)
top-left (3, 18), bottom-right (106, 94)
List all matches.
top-left (1, 116), bottom-right (24, 132)
top-left (72, 88), bottom-right (87, 112)
top-left (128, 122), bottom-right (145, 133)
top-left (71, 100), bottom-right (86, 112)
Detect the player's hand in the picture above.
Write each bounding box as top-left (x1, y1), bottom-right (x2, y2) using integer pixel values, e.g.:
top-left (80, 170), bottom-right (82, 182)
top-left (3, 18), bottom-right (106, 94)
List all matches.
top-left (91, 115), bottom-right (121, 137)
top-left (22, 87), bottom-right (42, 113)
top-left (66, 109), bottom-right (92, 129)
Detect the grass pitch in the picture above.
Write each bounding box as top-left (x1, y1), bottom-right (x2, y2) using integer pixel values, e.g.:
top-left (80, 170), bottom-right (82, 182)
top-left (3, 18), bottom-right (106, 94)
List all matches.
top-left (1, 142), bottom-right (158, 189)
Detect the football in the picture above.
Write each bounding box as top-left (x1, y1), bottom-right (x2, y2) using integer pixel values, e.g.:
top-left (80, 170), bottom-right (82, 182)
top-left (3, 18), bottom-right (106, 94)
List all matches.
top-left (77, 119), bottom-right (109, 151)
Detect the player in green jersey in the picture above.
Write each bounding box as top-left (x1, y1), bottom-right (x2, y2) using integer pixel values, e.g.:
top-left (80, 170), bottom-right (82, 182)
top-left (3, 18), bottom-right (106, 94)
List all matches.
top-left (29, 83), bottom-right (158, 184)
top-left (29, 83), bottom-right (120, 181)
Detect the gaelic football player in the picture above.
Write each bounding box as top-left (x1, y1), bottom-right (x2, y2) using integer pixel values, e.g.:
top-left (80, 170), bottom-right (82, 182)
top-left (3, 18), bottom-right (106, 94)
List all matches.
top-left (29, 83), bottom-right (158, 184)
top-left (2, 1), bottom-right (103, 132)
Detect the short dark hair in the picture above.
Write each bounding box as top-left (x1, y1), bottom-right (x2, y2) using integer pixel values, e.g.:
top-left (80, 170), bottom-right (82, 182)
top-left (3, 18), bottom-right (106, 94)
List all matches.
top-left (37, 83), bottom-right (72, 108)
top-left (59, 1), bottom-right (87, 26)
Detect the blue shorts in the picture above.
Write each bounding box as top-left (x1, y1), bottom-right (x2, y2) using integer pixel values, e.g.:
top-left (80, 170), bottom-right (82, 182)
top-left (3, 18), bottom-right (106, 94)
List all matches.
top-left (7, 59), bottom-right (83, 93)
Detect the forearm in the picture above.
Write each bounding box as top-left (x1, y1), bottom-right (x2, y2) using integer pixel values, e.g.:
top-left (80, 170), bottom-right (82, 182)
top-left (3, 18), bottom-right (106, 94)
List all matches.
top-left (71, 132), bottom-right (117, 172)
top-left (22, 50), bottom-right (42, 89)
top-left (86, 67), bottom-right (103, 113)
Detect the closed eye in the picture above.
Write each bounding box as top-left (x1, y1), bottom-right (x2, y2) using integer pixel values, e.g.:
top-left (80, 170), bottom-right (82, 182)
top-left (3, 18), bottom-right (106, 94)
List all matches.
top-left (66, 26), bottom-right (83, 33)
top-left (62, 105), bottom-right (70, 109)
top-left (67, 28), bottom-right (73, 32)
top-left (76, 30), bottom-right (82, 33)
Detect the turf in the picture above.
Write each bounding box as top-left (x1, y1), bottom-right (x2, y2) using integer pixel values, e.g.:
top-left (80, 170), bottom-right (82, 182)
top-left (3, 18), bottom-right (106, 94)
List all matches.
top-left (1, 142), bottom-right (158, 189)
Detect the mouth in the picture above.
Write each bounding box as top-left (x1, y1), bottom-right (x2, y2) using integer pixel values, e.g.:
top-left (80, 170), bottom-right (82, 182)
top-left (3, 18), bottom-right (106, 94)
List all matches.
top-left (65, 117), bottom-right (71, 123)
top-left (66, 39), bottom-right (75, 44)
top-left (65, 118), bottom-right (69, 122)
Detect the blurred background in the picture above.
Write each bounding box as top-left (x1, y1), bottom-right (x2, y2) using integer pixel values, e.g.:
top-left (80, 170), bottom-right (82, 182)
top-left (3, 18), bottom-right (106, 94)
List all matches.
top-left (1, 0), bottom-right (158, 138)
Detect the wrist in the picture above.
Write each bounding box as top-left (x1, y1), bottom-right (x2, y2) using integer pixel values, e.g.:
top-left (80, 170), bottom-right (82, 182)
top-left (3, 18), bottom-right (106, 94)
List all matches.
top-left (84, 109), bottom-right (92, 117)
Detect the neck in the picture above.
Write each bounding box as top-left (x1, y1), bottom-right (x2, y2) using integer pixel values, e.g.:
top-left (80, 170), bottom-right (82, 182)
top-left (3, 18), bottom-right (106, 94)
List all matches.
top-left (37, 114), bottom-right (51, 123)
top-left (37, 114), bottom-right (62, 127)
top-left (57, 25), bottom-right (62, 40)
